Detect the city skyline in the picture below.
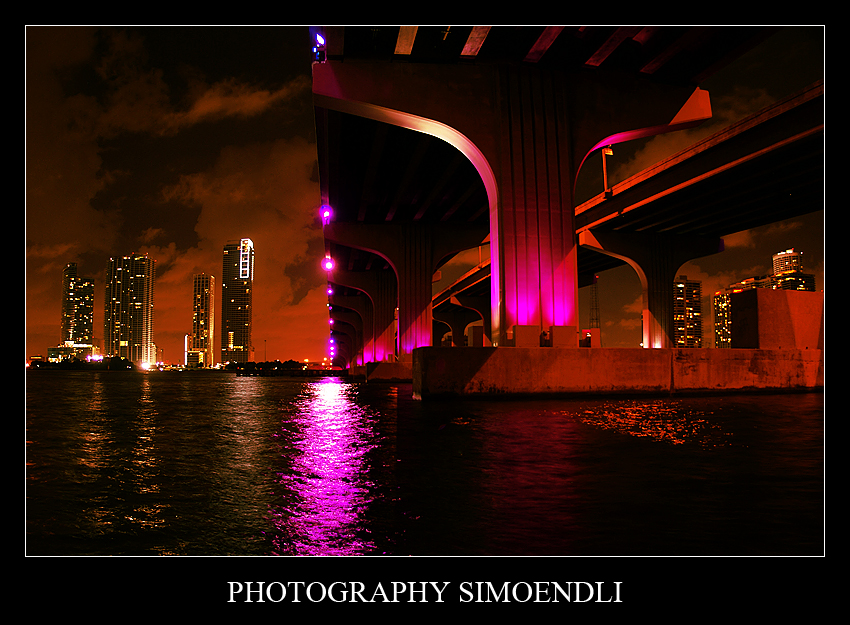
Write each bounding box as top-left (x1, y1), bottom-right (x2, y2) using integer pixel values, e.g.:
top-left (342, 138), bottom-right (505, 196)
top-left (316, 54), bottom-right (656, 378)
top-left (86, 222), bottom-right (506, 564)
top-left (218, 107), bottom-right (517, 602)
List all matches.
top-left (26, 26), bottom-right (824, 362)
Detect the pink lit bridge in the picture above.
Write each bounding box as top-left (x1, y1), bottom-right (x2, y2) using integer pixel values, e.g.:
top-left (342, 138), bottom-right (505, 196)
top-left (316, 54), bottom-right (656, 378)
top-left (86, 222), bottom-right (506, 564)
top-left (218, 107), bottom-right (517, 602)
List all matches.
top-left (309, 26), bottom-right (823, 394)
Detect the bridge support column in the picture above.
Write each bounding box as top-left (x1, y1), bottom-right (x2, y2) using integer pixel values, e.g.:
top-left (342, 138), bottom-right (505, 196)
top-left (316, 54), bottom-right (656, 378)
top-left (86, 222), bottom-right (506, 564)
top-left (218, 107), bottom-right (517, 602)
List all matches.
top-left (314, 59), bottom-right (711, 351)
top-left (579, 229), bottom-right (723, 348)
top-left (328, 266), bottom-right (397, 363)
top-left (433, 306), bottom-right (482, 347)
top-left (329, 311), bottom-right (363, 366)
top-left (452, 295), bottom-right (491, 344)
top-left (330, 294), bottom-right (372, 365)
top-left (432, 319), bottom-right (450, 347)
top-left (325, 221), bottom-right (487, 362)
top-left (330, 325), bottom-right (356, 368)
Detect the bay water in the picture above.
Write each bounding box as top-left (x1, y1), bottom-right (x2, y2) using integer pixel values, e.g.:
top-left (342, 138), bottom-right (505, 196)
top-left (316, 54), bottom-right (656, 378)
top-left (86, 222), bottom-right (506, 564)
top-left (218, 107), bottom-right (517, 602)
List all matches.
top-left (25, 370), bottom-right (823, 557)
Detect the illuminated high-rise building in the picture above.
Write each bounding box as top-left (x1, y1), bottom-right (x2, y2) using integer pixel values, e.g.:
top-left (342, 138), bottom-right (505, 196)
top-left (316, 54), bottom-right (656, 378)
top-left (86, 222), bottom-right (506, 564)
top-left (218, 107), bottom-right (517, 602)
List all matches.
top-left (103, 253), bottom-right (156, 365)
top-left (60, 263), bottom-right (95, 357)
top-left (714, 248), bottom-right (816, 347)
top-left (221, 238), bottom-right (254, 363)
top-left (713, 275), bottom-right (770, 348)
top-left (772, 248), bottom-right (804, 274)
top-left (187, 273), bottom-right (216, 367)
top-left (770, 248), bottom-right (816, 291)
top-left (673, 276), bottom-right (702, 348)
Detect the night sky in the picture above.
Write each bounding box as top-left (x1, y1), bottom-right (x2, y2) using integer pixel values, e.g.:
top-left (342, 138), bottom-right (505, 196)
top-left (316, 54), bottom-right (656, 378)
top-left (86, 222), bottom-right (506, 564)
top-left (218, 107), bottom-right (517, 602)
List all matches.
top-left (25, 26), bottom-right (824, 363)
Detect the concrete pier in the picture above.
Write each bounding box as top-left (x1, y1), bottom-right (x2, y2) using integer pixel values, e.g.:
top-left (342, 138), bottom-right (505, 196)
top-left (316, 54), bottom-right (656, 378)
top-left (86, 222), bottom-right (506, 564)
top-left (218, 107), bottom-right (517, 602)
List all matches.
top-left (349, 361), bottom-right (413, 383)
top-left (412, 347), bottom-right (823, 399)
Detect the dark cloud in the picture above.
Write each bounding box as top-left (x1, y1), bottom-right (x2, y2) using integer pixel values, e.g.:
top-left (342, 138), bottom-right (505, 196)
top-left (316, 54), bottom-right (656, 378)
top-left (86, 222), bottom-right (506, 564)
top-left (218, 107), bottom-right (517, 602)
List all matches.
top-left (26, 26), bottom-right (327, 363)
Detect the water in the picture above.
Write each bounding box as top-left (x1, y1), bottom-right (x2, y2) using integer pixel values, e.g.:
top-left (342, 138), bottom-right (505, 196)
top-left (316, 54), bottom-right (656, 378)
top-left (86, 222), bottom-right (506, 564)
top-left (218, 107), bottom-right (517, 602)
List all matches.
top-left (25, 370), bottom-right (823, 557)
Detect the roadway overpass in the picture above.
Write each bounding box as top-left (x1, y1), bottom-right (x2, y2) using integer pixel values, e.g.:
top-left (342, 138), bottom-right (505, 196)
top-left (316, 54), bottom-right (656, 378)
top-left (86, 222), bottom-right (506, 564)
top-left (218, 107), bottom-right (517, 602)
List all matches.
top-left (310, 26), bottom-right (822, 372)
top-left (429, 79), bottom-right (823, 350)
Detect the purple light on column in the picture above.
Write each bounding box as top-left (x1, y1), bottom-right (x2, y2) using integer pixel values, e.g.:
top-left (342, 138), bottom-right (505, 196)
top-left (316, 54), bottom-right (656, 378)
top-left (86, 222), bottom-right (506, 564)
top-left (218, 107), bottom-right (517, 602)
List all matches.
top-left (320, 206), bottom-right (332, 225)
top-left (322, 256), bottom-right (334, 271)
top-left (327, 286), bottom-right (334, 296)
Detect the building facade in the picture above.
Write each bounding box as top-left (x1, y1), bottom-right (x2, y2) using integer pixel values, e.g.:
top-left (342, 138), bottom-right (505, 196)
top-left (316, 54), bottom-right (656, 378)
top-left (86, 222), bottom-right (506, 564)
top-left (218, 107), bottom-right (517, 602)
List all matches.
top-left (772, 248), bottom-right (804, 274)
top-left (673, 276), bottom-right (702, 348)
top-left (103, 253), bottom-right (156, 365)
top-left (714, 249), bottom-right (816, 348)
top-left (60, 262), bottom-right (95, 359)
top-left (187, 273), bottom-right (216, 367)
top-left (221, 239), bottom-right (254, 363)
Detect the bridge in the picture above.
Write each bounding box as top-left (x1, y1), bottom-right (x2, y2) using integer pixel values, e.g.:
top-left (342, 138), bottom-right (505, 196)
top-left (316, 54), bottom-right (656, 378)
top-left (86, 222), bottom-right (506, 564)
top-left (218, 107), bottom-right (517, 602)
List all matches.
top-left (309, 26), bottom-right (823, 389)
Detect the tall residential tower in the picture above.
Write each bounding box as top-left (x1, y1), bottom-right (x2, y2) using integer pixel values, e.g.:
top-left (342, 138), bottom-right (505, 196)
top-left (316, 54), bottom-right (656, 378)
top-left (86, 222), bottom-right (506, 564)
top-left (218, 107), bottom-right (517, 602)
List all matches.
top-left (60, 262), bottom-right (95, 357)
top-left (187, 273), bottom-right (216, 367)
top-left (221, 238), bottom-right (254, 363)
top-left (673, 276), bottom-right (703, 348)
top-left (103, 253), bottom-right (156, 365)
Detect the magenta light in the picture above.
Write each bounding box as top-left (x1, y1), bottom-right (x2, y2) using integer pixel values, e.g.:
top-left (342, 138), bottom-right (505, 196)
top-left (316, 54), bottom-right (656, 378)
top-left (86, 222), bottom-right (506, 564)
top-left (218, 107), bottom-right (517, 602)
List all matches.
top-left (267, 377), bottom-right (378, 555)
top-left (322, 257), bottom-right (334, 271)
top-left (320, 205), bottom-right (332, 225)
top-left (327, 286), bottom-right (334, 295)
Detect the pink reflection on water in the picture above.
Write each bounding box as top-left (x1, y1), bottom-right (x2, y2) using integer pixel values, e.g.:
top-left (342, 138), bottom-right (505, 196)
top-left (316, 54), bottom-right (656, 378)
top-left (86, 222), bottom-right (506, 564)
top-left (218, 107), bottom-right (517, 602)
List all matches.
top-left (271, 378), bottom-right (377, 555)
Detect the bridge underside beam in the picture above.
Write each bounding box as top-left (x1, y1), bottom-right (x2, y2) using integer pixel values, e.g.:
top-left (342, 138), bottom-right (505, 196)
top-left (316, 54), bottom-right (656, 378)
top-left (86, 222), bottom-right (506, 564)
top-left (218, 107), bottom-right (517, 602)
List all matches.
top-left (314, 59), bottom-right (711, 350)
top-left (327, 265), bottom-right (397, 364)
top-left (579, 229), bottom-right (724, 348)
top-left (329, 293), bottom-right (371, 365)
top-left (325, 221), bottom-right (487, 361)
top-left (433, 305), bottom-right (484, 347)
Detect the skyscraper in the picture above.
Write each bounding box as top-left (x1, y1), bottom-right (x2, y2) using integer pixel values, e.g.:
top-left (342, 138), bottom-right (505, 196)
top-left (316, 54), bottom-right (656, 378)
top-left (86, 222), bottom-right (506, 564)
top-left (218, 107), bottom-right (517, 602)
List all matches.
top-left (713, 275), bottom-right (771, 348)
top-left (103, 253), bottom-right (156, 365)
top-left (221, 238), bottom-right (254, 363)
top-left (673, 275), bottom-right (702, 348)
top-left (60, 263), bottom-right (95, 356)
top-left (772, 248), bottom-right (804, 274)
top-left (187, 273), bottom-right (216, 367)
top-left (770, 248), bottom-right (816, 291)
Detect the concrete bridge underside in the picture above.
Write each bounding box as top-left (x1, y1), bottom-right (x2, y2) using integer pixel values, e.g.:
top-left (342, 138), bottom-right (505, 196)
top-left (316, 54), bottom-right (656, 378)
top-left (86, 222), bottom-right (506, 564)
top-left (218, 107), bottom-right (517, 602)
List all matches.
top-left (310, 26), bottom-right (822, 390)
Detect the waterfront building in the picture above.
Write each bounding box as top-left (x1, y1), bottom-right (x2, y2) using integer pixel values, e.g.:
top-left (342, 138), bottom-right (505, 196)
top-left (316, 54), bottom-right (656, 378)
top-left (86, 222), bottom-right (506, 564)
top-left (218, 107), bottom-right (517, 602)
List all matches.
top-left (714, 249), bottom-right (816, 347)
top-left (221, 239), bottom-right (254, 363)
top-left (673, 276), bottom-right (702, 348)
top-left (187, 273), bottom-right (216, 367)
top-left (59, 263), bottom-right (95, 359)
top-left (103, 253), bottom-right (156, 365)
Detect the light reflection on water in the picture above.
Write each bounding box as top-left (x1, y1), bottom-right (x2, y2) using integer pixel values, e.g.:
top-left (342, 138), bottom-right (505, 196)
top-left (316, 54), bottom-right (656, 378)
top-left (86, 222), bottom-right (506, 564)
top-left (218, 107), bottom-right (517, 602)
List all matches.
top-left (269, 377), bottom-right (379, 556)
top-left (575, 398), bottom-right (731, 448)
top-left (25, 371), bottom-right (823, 556)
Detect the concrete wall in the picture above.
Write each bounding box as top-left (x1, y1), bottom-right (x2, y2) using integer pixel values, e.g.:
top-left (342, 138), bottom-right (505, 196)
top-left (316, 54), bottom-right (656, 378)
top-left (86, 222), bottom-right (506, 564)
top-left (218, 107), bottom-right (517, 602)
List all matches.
top-left (412, 347), bottom-right (823, 398)
top-left (349, 361), bottom-right (413, 382)
top-left (732, 289), bottom-right (824, 350)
